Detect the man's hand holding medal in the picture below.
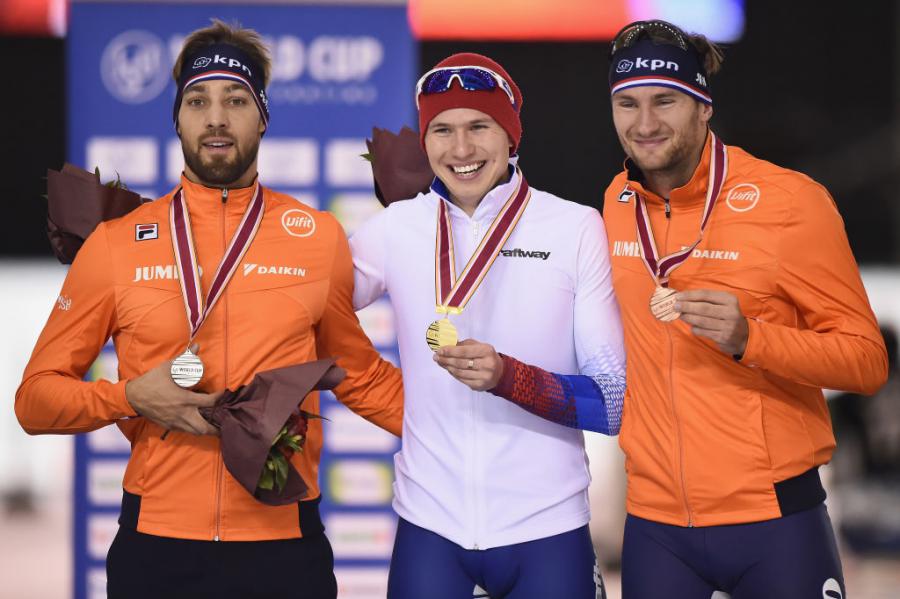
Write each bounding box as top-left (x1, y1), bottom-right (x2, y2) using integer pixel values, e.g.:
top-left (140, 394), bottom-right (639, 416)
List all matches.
top-left (125, 344), bottom-right (220, 436)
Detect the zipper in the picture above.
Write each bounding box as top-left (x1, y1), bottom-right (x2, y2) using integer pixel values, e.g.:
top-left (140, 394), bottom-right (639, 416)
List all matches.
top-left (213, 187), bottom-right (229, 541)
top-left (662, 202), bottom-right (693, 527)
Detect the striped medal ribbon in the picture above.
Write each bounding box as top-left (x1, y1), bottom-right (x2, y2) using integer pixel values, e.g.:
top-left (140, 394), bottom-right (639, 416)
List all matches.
top-left (169, 184), bottom-right (265, 387)
top-left (425, 169), bottom-right (532, 351)
top-left (633, 132), bottom-right (728, 322)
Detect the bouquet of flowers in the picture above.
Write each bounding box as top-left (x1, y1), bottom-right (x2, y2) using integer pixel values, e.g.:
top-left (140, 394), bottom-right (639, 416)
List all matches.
top-left (200, 360), bottom-right (345, 506)
top-left (363, 126), bottom-right (434, 207)
top-left (45, 163), bottom-right (147, 263)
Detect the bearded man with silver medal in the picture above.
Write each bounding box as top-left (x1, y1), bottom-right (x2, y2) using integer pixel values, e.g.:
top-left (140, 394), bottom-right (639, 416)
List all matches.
top-left (17, 20), bottom-right (403, 598)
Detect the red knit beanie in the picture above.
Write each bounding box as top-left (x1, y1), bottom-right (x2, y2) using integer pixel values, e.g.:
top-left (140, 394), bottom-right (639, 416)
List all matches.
top-left (417, 53), bottom-right (523, 153)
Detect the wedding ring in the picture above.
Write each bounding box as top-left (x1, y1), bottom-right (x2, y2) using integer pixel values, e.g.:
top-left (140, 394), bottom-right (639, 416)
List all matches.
top-left (467, 359), bottom-right (475, 370)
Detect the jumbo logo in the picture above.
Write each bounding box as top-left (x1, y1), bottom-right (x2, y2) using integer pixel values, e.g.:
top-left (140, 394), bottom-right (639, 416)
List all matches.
top-left (725, 183), bottom-right (761, 213)
top-left (282, 209), bottom-right (316, 237)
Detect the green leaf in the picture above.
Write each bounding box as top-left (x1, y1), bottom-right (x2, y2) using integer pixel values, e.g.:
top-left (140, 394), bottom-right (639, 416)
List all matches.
top-left (360, 152), bottom-right (374, 163)
top-left (302, 410), bottom-right (329, 422)
top-left (273, 454), bottom-right (290, 493)
top-left (258, 466), bottom-right (275, 490)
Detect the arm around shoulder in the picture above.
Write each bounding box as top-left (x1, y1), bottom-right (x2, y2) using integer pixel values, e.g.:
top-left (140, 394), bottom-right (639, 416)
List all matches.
top-left (318, 215), bottom-right (404, 435)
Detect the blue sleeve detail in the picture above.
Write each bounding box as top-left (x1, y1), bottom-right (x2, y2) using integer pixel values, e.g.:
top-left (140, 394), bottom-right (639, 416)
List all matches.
top-left (554, 373), bottom-right (625, 435)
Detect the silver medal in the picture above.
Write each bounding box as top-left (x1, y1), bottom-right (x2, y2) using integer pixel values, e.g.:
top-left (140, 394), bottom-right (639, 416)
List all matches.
top-left (170, 349), bottom-right (204, 388)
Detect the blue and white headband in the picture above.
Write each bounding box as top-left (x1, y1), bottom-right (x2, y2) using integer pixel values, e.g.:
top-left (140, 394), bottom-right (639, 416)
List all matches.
top-left (609, 37), bottom-right (712, 105)
top-left (173, 43), bottom-right (270, 130)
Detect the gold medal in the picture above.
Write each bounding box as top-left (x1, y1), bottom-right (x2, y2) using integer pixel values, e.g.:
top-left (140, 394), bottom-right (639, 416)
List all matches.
top-left (649, 286), bottom-right (679, 322)
top-left (425, 317), bottom-right (458, 351)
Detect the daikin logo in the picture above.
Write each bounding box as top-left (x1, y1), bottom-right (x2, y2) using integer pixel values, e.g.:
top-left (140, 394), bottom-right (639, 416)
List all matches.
top-left (242, 264), bottom-right (307, 278)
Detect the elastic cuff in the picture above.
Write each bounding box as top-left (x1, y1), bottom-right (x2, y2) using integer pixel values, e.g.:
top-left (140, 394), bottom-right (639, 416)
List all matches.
top-left (114, 379), bottom-right (139, 418)
top-left (737, 317), bottom-right (762, 367)
top-left (488, 353), bottom-right (518, 398)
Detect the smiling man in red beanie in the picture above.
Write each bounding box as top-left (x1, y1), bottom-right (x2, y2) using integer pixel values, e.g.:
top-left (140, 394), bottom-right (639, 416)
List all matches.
top-left (351, 53), bottom-right (625, 598)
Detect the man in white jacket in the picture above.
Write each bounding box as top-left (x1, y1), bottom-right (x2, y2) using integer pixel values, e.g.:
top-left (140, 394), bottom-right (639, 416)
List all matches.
top-left (350, 52), bottom-right (625, 599)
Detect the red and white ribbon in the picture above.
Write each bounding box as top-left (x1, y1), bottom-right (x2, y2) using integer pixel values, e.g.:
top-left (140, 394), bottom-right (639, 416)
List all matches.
top-left (435, 170), bottom-right (531, 312)
top-left (634, 133), bottom-right (727, 287)
top-left (170, 184), bottom-right (265, 340)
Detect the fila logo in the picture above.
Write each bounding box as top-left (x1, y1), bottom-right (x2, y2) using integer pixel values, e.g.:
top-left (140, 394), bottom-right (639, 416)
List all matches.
top-left (135, 223), bottom-right (158, 241)
top-left (618, 189), bottom-right (635, 203)
top-left (242, 263), bottom-right (308, 277)
top-left (725, 183), bottom-right (761, 212)
top-left (500, 248), bottom-right (551, 260)
top-left (282, 209), bottom-right (316, 237)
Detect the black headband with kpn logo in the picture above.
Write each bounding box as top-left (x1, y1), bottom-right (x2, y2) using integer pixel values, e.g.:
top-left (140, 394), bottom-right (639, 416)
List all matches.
top-left (609, 38), bottom-right (711, 105)
top-left (173, 43), bottom-right (270, 130)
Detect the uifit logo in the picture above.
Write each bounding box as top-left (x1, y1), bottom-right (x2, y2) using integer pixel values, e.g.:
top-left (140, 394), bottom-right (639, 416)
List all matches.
top-left (725, 183), bottom-right (761, 213)
top-left (282, 209), bottom-right (316, 237)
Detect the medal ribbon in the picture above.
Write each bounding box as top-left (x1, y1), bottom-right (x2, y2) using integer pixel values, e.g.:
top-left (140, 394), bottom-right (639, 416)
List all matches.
top-left (633, 132), bottom-right (727, 287)
top-left (170, 184), bottom-right (265, 340)
top-left (434, 169), bottom-right (531, 312)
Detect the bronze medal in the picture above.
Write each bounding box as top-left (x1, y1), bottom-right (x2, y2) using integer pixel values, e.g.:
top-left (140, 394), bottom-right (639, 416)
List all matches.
top-left (649, 286), bottom-right (679, 322)
top-left (426, 318), bottom-right (458, 351)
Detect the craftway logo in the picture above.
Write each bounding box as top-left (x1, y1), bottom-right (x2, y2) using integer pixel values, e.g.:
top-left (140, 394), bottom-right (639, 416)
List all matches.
top-left (501, 248), bottom-right (551, 260)
top-left (725, 183), bottom-right (761, 212)
top-left (616, 57), bottom-right (680, 74)
top-left (135, 223), bottom-right (158, 241)
top-left (282, 209), bottom-right (316, 237)
top-left (132, 264), bottom-right (203, 282)
top-left (242, 263), bottom-right (307, 278)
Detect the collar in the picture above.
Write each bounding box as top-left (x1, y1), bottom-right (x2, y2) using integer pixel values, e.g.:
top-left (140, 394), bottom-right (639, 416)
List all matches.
top-left (178, 173), bottom-right (259, 209)
top-left (430, 156), bottom-right (520, 221)
top-left (624, 131), bottom-right (715, 209)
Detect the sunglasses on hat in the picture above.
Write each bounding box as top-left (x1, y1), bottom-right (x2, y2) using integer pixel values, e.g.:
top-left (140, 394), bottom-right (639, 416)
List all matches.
top-left (415, 65), bottom-right (517, 111)
top-left (609, 20), bottom-right (689, 58)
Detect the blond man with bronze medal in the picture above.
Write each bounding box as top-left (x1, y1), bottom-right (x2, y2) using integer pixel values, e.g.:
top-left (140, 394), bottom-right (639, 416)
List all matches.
top-left (601, 20), bottom-right (888, 598)
top-left (16, 20), bottom-right (404, 599)
top-left (351, 53), bottom-right (625, 599)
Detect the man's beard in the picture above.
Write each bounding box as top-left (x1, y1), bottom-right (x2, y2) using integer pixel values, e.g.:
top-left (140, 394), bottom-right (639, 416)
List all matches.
top-left (182, 133), bottom-right (260, 187)
top-left (626, 134), bottom-right (693, 178)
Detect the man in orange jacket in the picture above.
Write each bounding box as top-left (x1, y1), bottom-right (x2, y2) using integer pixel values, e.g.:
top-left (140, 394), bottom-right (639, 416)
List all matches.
top-left (602, 20), bottom-right (888, 598)
top-left (16, 20), bottom-right (402, 599)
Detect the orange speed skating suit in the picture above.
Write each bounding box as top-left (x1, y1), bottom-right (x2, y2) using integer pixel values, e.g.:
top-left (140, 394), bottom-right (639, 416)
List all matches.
top-left (603, 133), bottom-right (888, 527)
top-left (17, 176), bottom-right (403, 540)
